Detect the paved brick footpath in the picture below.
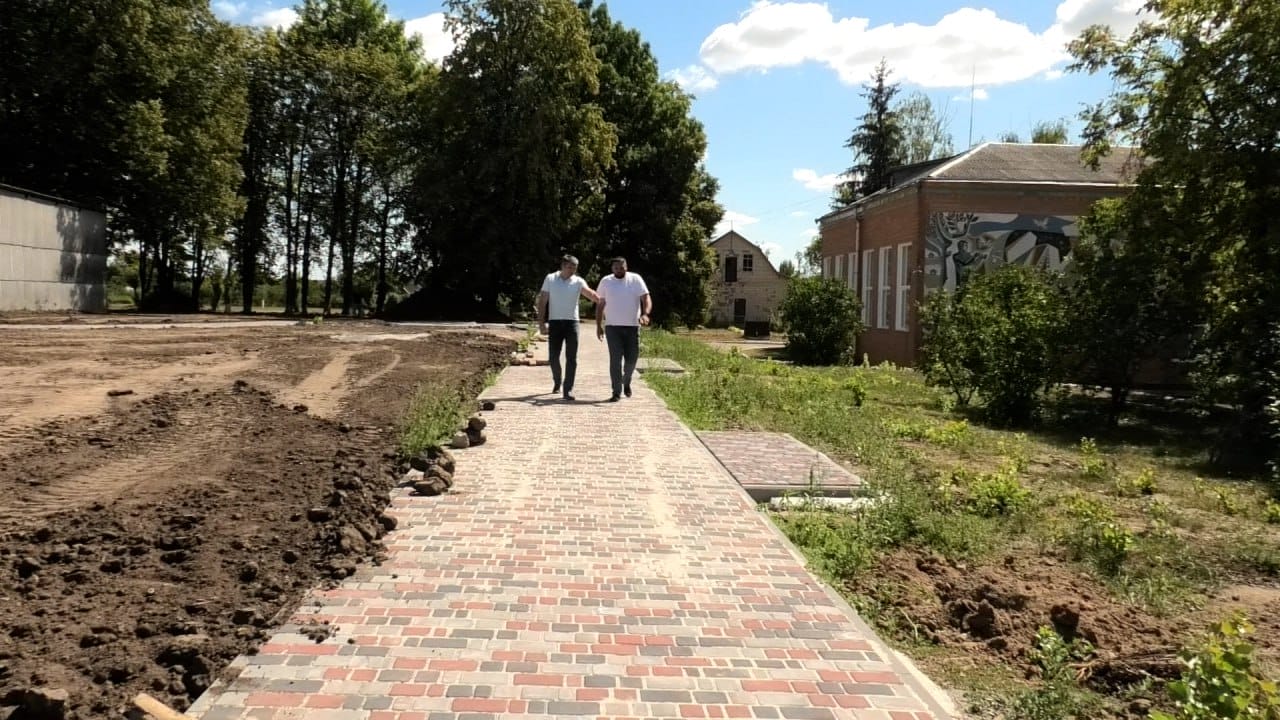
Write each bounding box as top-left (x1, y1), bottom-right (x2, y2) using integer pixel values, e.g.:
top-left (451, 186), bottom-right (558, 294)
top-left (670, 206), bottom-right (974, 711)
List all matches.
top-left (190, 329), bottom-right (950, 720)
top-left (695, 432), bottom-right (863, 498)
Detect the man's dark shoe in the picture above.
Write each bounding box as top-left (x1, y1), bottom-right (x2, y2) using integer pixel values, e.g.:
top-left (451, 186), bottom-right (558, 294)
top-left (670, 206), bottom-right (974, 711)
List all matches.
top-left (552, 382), bottom-right (561, 394)
top-left (563, 392), bottom-right (575, 402)
top-left (624, 384), bottom-right (632, 398)
top-left (608, 394), bottom-right (621, 403)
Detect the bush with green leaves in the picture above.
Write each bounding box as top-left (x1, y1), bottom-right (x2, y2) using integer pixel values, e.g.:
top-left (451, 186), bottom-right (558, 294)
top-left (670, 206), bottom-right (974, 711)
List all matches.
top-left (1151, 614), bottom-right (1280, 720)
top-left (920, 266), bottom-right (1066, 425)
top-left (1060, 495), bottom-right (1133, 576)
top-left (778, 277), bottom-right (864, 365)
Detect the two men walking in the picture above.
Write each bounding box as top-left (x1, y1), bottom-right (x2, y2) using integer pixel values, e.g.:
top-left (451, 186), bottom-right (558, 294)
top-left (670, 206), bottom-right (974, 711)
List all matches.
top-left (536, 255), bottom-right (651, 403)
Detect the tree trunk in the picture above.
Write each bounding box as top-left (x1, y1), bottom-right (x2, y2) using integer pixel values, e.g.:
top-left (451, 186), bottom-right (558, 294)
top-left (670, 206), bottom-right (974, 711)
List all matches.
top-left (325, 153), bottom-right (346, 317)
top-left (342, 160), bottom-right (365, 316)
top-left (191, 229), bottom-right (205, 313)
top-left (375, 183), bottom-right (392, 315)
top-left (301, 206), bottom-right (314, 314)
top-left (283, 142), bottom-right (298, 315)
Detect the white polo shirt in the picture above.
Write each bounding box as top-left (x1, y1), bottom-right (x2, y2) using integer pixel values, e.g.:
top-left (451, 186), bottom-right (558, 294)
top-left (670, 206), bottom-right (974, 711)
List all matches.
top-left (597, 272), bottom-right (650, 327)
top-left (541, 273), bottom-right (587, 320)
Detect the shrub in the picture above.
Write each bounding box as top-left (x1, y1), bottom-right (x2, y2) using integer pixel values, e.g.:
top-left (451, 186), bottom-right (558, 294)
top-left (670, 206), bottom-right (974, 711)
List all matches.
top-left (1151, 614), bottom-right (1280, 720)
top-left (1060, 496), bottom-right (1133, 576)
top-left (1265, 501), bottom-right (1280, 525)
top-left (1078, 437), bottom-right (1114, 480)
top-left (1116, 468), bottom-right (1158, 497)
top-left (967, 463), bottom-right (1032, 517)
top-left (920, 266), bottom-right (1066, 425)
top-left (778, 277), bottom-right (863, 365)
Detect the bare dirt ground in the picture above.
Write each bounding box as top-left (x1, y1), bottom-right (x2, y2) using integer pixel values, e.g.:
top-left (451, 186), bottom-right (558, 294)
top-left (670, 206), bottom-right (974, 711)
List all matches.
top-left (0, 318), bottom-right (513, 719)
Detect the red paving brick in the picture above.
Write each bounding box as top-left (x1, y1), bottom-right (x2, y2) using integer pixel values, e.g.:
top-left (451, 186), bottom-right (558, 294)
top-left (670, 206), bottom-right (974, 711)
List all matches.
top-left (188, 327), bottom-right (952, 719)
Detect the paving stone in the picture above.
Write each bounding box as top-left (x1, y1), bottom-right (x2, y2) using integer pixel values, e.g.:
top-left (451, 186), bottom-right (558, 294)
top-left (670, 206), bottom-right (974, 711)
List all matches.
top-left (697, 428), bottom-right (865, 500)
top-left (187, 327), bottom-right (948, 720)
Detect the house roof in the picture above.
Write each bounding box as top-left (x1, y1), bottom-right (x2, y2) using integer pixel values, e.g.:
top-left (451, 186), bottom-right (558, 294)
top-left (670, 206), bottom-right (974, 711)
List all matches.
top-left (708, 230), bottom-right (782, 275)
top-left (818, 142), bottom-right (1142, 223)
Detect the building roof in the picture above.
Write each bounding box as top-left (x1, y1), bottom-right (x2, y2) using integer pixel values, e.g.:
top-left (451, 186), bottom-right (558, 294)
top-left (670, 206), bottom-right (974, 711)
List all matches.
top-left (818, 142), bottom-right (1142, 223)
top-left (708, 230), bottom-right (782, 276)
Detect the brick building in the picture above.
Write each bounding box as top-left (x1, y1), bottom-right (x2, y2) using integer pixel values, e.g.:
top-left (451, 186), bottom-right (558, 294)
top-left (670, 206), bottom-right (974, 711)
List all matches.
top-left (817, 142), bottom-right (1139, 366)
top-left (707, 230), bottom-right (787, 330)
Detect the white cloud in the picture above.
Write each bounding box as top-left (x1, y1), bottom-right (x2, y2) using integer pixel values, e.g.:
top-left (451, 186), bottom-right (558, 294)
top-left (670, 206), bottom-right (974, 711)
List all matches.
top-left (789, 210), bottom-right (810, 218)
top-left (251, 7), bottom-right (298, 29)
top-left (697, 0), bottom-right (1150, 90)
top-left (758, 242), bottom-right (783, 258)
top-left (213, 1), bottom-right (245, 18)
top-left (665, 65), bottom-right (719, 93)
top-left (404, 13), bottom-right (455, 65)
top-left (1043, 69), bottom-right (1066, 80)
top-left (792, 168), bottom-right (848, 192)
top-left (714, 210), bottom-right (760, 238)
top-left (951, 87), bottom-right (990, 102)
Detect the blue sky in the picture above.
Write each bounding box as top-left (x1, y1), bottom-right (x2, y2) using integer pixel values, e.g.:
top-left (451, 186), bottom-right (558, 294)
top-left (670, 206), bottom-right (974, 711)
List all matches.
top-left (211, 0), bottom-right (1146, 267)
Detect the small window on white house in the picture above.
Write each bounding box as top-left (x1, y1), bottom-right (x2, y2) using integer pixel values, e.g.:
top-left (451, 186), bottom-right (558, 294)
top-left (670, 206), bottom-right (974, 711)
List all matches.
top-left (742, 253), bottom-right (753, 272)
top-left (895, 243), bottom-right (911, 332)
top-left (847, 253), bottom-right (856, 289)
top-left (822, 255), bottom-right (832, 279)
top-left (834, 254), bottom-right (843, 284)
top-left (878, 247), bottom-right (892, 329)
top-left (861, 250), bottom-right (873, 325)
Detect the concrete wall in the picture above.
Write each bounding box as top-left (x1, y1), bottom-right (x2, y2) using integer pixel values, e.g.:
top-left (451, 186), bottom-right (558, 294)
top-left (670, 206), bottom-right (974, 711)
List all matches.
top-left (0, 185), bottom-right (107, 312)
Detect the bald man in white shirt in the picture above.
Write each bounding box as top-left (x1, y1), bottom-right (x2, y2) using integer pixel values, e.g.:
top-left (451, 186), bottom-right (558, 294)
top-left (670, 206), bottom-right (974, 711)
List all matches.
top-left (595, 257), bottom-right (652, 402)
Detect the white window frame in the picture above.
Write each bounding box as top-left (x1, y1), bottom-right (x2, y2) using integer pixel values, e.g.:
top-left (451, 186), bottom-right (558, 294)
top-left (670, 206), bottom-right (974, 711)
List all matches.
top-left (861, 250), bottom-right (873, 326)
top-left (742, 253), bottom-right (753, 272)
top-left (895, 243), bottom-right (911, 332)
top-left (877, 247), bottom-right (891, 329)
top-left (834, 254), bottom-right (843, 285)
top-left (846, 252), bottom-right (856, 289)
top-left (822, 255), bottom-right (832, 279)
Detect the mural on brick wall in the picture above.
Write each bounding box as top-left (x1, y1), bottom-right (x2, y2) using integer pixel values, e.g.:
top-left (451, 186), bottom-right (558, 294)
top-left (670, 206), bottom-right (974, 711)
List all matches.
top-left (924, 212), bottom-right (1079, 294)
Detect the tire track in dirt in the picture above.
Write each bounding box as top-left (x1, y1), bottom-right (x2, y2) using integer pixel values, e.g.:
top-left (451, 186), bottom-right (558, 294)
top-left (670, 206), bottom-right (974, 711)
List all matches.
top-left (0, 404), bottom-right (235, 528)
top-left (276, 349), bottom-right (357, 419)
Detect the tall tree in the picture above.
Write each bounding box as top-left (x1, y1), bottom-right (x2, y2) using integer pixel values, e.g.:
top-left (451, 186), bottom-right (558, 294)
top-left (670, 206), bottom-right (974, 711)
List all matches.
top-left (1071, 0), bottom-right (1280, 470)
top-left (834, 60), bottom-right (904, 206)
top-left (895, 92), bottom-right (954, 164)
top-left (407, 0), bottom-right (616, 316)
top-left (574, 0), bottom-right (721, 327)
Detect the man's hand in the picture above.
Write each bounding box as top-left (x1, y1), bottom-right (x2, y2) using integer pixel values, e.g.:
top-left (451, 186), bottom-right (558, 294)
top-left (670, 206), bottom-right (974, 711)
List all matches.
top-left (538, 321), bottom-right (548, 336)
top-left (639, 314), bottom-right (650, 327)
top-left (596, 325), bottom-right (604, 342)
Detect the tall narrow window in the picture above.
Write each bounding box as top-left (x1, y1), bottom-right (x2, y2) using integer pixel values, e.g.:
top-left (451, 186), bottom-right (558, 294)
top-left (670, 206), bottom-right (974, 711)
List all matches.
top-left (861, 250), bottom-right (873, 325)
top-left (878, 247), bottom-right (892, 329)
top-left (742, 253), bottom-right (753, 272)
top-left (822, 255), bottom-right (832, 279)
top-left (724, 255), bottom-right (738, 283)
top-left (895, 243), bottom-right (911, 332)
top-left (847, 253), bottom-right (856, 289)
top-left (834, 254), bottom-right (843, 285)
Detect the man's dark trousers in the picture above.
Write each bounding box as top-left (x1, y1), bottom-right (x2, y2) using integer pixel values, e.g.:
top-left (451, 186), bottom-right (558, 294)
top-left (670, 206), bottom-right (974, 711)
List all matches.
top-left (604, 325), bottom-right (639, 397)
top-left (548, 320), bottom-right (579, 393)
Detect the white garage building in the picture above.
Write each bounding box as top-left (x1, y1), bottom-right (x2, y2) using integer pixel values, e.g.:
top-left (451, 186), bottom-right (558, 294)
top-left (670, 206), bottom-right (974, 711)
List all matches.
top-left (0, 184), bottom-right (107, 312)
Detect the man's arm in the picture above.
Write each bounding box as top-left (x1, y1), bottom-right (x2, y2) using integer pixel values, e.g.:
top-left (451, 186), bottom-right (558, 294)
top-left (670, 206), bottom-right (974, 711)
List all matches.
top-left (536, 291), bottom-right (549, 335)
top-left (639, 293), bottom-right (652, 326)
top-left (579, 284), bottom-right (600, 304)
top-left (595, 285), bottom-right (607, 341)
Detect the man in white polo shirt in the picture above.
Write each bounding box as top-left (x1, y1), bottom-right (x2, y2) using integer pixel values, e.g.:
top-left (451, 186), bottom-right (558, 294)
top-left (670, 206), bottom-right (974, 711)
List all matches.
top-left (595, 257), bottom-right (652, 402)
top-left (537, 255), bottom-right (599, 401)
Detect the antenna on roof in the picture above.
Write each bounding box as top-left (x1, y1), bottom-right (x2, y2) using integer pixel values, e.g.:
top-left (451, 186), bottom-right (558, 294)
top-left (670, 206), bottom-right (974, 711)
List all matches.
top-left (968, 63), bottom-right (976, 148)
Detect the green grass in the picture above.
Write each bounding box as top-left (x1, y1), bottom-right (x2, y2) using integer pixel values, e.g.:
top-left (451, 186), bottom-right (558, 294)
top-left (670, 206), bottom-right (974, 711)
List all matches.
top-left (398, 381), bottom-right (468, 458)
top-left (640, 329), bottom-right (1280, 719)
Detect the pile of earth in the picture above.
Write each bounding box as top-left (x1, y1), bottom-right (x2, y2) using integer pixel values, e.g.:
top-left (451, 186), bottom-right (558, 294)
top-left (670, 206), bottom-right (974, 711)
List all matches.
top-left (0, 384), bottom-right (403, 719)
